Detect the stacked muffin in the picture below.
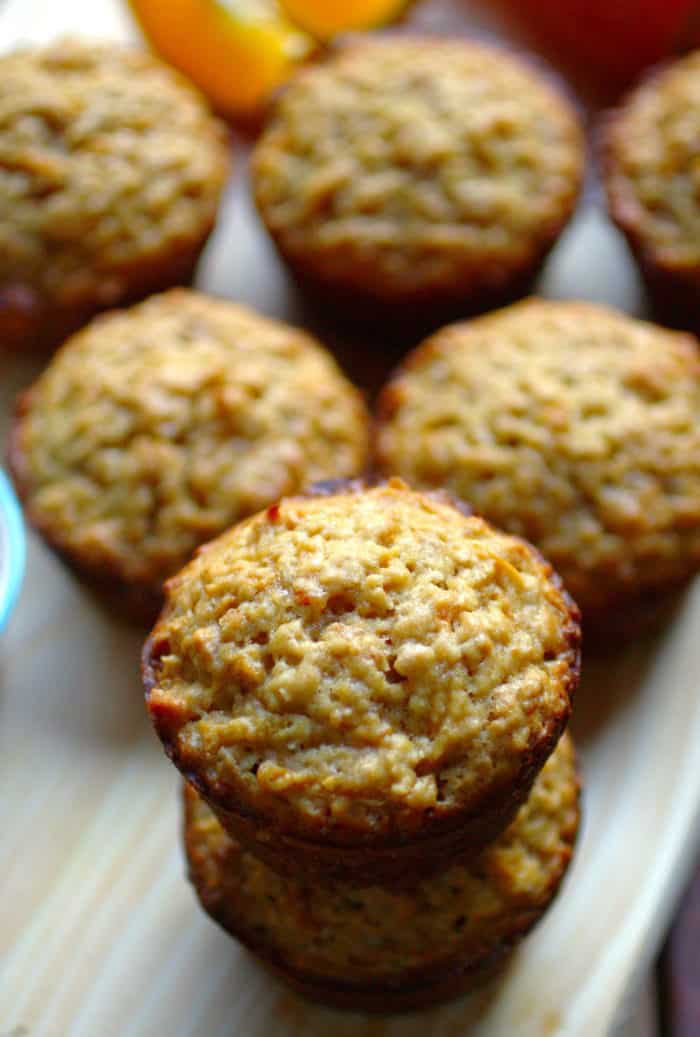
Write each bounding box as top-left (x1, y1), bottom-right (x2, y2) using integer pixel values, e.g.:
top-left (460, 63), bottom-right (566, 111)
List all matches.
top-left (144, 479), bottom-right (581, 1010)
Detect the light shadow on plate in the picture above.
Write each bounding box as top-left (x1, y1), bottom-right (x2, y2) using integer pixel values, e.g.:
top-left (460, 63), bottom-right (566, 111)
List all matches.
top-left (571, 587), bottom-right (690, 745)
top-left (200, 951), bottom-right (503, 1037)
top-left (571, 641), bottom-right (654, 747)
top-left (0, 543), bottom-right (149, 750)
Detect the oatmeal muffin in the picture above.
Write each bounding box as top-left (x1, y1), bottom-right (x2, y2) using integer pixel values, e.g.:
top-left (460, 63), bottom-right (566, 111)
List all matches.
top-left (601, 51), bottom-right (700, 328)
top-left (0, 38), bottom-right (229, 350)
top-left (184, 734), bottom-right (580, 1012)
top-left (9, 290), bottom-right (369, 620)
top-left (144, 479), bottom-right (580, 882)
top-left (376, 299), bottom-right (700, 632)
top-left (252, 37), bottom-right (584, 328)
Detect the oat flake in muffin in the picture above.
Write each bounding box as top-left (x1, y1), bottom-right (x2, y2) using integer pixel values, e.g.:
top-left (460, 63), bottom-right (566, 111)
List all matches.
top-left (144, 479), bottom-right (580, 879)
top-left (0, 38), bottom-right (229, 348)
top-left (376, 299), bottom-right (700, 625)
top-left (252, 37), bottom-right (583, 322)
top-left (9, 290), bottom-right (369, 614)
top-left (184, 734), bottom-right (580, 1011)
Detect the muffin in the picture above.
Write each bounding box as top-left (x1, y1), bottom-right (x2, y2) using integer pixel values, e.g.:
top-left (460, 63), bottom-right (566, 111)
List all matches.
top-left (252, 37), bottom-right (584, 329)
top-left (0, 38), bottom-right (229, 350)
top-left (601, 51), bottom-right (700, 328)
top-left (144, 479), bottom-right (580, 882)
top-left (184, 733), bottom-right (580, 1012)
top-left (9, 290), bottom-right (369, 621)
top-left (376, 299), bottom-right (700, 633)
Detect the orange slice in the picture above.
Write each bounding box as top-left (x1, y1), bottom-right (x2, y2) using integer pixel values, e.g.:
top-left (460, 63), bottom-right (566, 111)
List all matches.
top-left (279, 0), bottom-right (409, 39)
top-left (128, 0), bottom-right (314, 121)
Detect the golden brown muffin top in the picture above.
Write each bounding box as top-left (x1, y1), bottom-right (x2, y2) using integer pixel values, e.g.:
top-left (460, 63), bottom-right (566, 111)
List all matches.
top-left (147, 480), bottom-right (579, 843)
top-left (11, 290), bottom-right (369, 591)
top-left (185, 734), bottom-right (579, 980)
top-left (603, 50), bottom-right (700, 270)
top-left (376, 299), bottom-right (700, 617)
top-left (252, 37), bottom-right (583, 301)
top-left (0, 38), bottom-right (228, 310)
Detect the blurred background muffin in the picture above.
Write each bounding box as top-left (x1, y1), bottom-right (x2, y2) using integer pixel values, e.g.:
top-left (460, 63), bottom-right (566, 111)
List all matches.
top-left (144, 479), bottom-right (580, 882)
top-left (183, 734), bottom-right (580, 1012)
top-left (376, 299), bottom-right (700, 635)
top-left (601, 50), bottom-right (700, 330)
top-left (252, 36), bottom-right (584, 331)
top-left (0, 38), bottom-right (229, 350)
top-left (9, 290), bottom-right (369, 620)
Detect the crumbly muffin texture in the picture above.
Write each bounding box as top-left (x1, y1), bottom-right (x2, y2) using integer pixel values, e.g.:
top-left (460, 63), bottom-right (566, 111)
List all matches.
top-left (603, 50), bottom-right (700, 269)
top-left (185, 734), bottom-right (579, 982)
top-left (148, 480), bottom-right (578, 841)
top-left (252, 37), bottom-right (583, 305)
top-left (12, 290), bottom-right (369, 591)
top-left (376, 300), bottom-right (700, 617)
top-left (0, 38), bottom-right (228, 316)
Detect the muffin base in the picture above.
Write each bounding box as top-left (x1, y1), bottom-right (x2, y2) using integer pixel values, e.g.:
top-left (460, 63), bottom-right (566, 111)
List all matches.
top-left (48, 546), bottom-right (163, 628)
top-left (0, 228), bottom-right (211, 354)
top-left (202, 911), bottom-right (513, 1014)
top-left (177, 739), bottom-right (566, 887)
top-left (182, 735), bottom-right (580, 1013)
top-left (266, 952), bottom-right (510, 1013)
top-left (584, 580), bottom-right (691, 648)
top-left (623, 258), bottom-right (700, 334)
top-left (7, 407), bottom-right (164, 626)
top-left (272, 235), bottom-right (562, 342)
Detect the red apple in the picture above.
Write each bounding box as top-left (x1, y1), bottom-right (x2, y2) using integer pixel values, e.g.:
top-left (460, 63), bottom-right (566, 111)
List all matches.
top-left (480, 0), bottom-right (700, 100)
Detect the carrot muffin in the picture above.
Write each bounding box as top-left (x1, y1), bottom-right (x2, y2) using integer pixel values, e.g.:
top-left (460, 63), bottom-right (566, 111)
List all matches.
top-left (0, 38), bottom-right (229, 350)
top-left (184, 734), bottom-right (580, 1012)
top-left (252, 37), bottom-right (584, 328)
top-left (376, 299), bottom-right (700, 633)
top-left (9, 290), bottom-right (369, 621)
top-left (144, 479), bottom-right (580, 882)
top-left (601, 50), bottom-right (700, 328)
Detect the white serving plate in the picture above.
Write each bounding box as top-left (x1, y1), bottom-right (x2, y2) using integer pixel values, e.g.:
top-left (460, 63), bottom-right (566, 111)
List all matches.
top-left (1, 2), bottom-right (698, 1035)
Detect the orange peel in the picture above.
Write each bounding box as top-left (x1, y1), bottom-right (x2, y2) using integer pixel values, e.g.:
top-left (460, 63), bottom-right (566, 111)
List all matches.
top-left (279, 0), bottom-right (409, 39)
top-left (128, 0), bottom-right (314, 121)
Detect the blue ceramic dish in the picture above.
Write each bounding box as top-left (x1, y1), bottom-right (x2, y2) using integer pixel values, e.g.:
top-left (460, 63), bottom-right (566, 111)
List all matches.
top-left (0, 467), bottom-right (25, 632)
